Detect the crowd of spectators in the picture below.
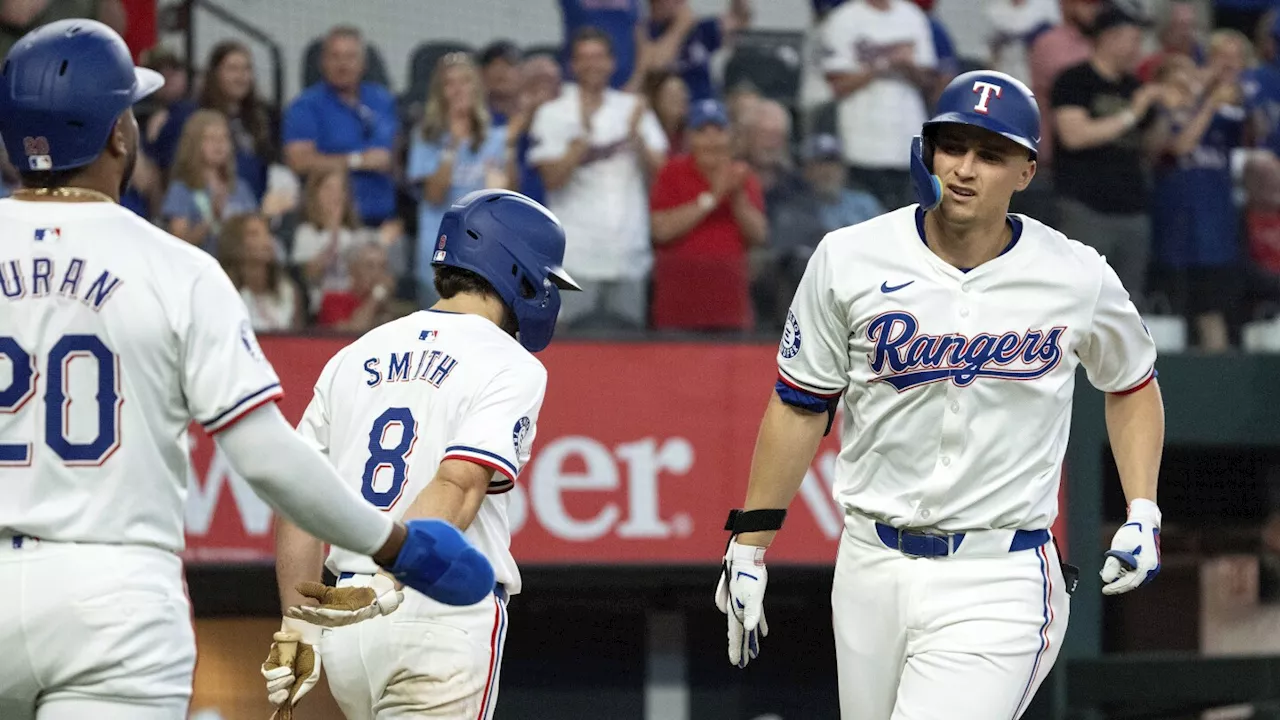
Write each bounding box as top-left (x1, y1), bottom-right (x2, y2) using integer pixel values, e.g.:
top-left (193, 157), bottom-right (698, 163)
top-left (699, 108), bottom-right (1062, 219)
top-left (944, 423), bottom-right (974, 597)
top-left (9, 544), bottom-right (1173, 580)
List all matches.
top-left (11, 0), bottom-right (1280, 349)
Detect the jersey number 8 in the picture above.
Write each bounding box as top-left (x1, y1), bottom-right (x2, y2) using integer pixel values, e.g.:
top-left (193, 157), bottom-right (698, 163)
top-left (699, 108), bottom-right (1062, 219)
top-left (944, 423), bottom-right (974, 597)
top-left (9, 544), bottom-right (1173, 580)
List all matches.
top-left (0, 334), bottom-right (121, 466)
top-left (361, 407), bottom-right (418, 510)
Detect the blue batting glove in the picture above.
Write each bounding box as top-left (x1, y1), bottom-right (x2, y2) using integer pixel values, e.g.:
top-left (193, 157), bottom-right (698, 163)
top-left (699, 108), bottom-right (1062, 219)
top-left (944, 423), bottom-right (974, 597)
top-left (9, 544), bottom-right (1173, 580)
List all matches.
top-left (382, 519), bottom-right (495, 606)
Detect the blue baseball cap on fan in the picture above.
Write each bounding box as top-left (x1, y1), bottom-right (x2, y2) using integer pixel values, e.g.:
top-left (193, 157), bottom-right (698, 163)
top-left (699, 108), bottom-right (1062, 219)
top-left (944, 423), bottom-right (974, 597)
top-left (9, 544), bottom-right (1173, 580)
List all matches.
top-left (688, 98), bottom-right (730, 130)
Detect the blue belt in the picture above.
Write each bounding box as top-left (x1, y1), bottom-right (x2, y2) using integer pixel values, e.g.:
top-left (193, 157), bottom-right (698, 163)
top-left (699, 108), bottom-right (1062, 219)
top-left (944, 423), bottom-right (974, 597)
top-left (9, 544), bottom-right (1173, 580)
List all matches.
top-left (874, 523), bottom-right (1049, 558)
top-left (337, 571), bottom-right (507, 602)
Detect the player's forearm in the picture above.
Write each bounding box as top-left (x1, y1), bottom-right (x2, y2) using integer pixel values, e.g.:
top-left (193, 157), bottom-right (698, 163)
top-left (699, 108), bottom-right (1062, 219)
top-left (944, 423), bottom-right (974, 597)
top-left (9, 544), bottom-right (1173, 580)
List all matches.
top-left (736, 393), bottom-right (830, 547)
top-left (401, 460), bottom-right (491, 531)
top-left (1104, 380), bottom-right (1164, 504)
top-left (275, 517), bottom-right (326, 613)
top-left (216, 404), bottom-right (395, 556)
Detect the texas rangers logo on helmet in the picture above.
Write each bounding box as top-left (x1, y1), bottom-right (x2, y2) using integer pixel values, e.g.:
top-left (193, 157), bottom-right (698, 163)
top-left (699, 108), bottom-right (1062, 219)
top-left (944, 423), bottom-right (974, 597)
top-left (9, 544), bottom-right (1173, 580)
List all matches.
top-left (971, 81), bottom-right (1004, 115)
top-left (866, 311), bottom-right (1065, 391)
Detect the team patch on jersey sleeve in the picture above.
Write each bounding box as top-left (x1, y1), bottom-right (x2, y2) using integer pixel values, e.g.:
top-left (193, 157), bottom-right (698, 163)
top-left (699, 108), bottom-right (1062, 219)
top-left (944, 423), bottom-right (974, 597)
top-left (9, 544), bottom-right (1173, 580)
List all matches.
top-left (512, 417), bottom-right (531, 455)
top-left (780, 310), bottom-right (801, 359)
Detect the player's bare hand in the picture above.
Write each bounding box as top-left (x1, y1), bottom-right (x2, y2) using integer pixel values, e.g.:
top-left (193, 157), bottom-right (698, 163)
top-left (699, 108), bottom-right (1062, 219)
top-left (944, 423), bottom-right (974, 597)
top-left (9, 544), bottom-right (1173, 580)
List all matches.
top-left (715, 539), bottom-right (769, 668)
top-left (261, 617), bottom-right (322, 716)
top-left (1100, 499), bottom-right (1162, 595)
top-left (286, 575), bottom-right (404, 627)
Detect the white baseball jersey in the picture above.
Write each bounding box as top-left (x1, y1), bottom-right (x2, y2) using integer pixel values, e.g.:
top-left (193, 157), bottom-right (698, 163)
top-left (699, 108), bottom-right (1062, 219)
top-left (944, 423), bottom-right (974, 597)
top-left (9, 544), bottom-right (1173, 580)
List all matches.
top-left (0, 199), bottom-right (283, 551)
top-left (299, 310), bottom-right (547, 596)
top-left (778, 205), bottom-right (1156, 532)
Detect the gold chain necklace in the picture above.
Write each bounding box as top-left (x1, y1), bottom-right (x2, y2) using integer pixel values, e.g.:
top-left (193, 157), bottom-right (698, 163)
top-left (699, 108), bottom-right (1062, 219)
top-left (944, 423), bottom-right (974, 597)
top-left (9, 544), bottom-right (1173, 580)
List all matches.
top-left (12, 187), bottom-right (115, 203)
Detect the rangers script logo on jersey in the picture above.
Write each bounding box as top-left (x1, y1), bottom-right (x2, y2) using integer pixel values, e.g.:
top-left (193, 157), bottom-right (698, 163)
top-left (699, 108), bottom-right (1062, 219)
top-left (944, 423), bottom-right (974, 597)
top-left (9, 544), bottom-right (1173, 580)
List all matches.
top-left (865, 311), bottom-right (1066, 392)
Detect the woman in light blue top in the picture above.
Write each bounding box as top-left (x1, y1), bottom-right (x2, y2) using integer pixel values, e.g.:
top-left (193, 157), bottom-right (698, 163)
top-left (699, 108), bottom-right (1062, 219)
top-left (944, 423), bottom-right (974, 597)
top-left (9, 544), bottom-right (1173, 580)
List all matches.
top-left (407, 52), bottom-right (511, 307)
top-left (161, 109), bottom-right (258, 256)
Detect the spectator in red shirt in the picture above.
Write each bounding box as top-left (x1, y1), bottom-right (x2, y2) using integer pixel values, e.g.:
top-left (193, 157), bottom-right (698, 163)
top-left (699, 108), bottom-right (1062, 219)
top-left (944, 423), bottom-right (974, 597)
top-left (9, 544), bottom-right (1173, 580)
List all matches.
top-left (315, 240), bottom-right (402, 332)
top-left (649, 99), bottom-right (768, 331)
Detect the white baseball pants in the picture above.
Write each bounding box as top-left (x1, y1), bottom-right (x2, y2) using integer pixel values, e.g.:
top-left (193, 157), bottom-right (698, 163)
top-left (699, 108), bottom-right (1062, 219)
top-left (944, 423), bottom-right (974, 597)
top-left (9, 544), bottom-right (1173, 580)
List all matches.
top-left (322, 572), bottom-right (509, 720)
top-left (832, 513), bottom-right (1071, 720)
top-left (0, 537), bottom-right (195, 720)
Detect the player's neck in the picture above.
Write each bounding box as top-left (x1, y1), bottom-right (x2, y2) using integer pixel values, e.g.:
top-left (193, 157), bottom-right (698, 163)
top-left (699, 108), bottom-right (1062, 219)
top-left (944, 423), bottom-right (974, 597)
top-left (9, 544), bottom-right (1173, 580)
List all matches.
top-left (432, 293), bottom-right (506, 330)
top-left (923, 209), bottom-right (1011, 271)
top-left (15, 169), bottom-right (120, 204)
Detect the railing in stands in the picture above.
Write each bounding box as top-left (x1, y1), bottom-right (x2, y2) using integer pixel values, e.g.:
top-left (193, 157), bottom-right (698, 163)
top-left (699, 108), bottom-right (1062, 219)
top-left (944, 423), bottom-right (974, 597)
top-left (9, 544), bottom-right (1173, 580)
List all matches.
top-left (181, 0), bottom-right (285, 113)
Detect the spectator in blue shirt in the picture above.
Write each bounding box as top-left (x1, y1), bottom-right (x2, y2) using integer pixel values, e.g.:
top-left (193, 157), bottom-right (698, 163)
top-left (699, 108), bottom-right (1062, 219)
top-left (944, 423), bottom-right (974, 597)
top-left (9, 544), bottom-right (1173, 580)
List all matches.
top-left (407, 52), bottom-right (512, 307)
top-left (161, 110), bottom-right (259, 256)
top-left (645, 0), bottom-right (753, 102)
top-left (1150, 44), bottom-right (1248, 353)
top-left (152, 41), bottom-right (279, 203)
top-left (283, 25), bottom-right (400, 227)
top-left (559, 0), bottom-right (644, 90)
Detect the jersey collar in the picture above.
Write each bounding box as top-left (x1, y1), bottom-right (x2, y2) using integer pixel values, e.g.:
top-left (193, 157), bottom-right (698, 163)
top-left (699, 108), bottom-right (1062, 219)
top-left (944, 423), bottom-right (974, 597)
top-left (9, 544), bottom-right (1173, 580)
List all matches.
top-left (915, 205), bottom-right (1023, 274)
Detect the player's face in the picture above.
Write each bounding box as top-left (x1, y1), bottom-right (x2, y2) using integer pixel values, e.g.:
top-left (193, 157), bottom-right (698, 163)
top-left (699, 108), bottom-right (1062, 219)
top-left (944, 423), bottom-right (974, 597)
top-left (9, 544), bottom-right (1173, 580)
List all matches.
top-left (929, 124), bottom-right (1035, 224)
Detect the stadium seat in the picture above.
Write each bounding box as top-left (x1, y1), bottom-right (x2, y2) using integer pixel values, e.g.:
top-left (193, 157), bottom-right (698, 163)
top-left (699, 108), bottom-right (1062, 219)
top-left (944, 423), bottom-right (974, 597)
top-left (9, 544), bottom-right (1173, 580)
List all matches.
top-left (722, 30), bottom-right (805, 106)
top-left (300, 37), bottom-right (393, 92)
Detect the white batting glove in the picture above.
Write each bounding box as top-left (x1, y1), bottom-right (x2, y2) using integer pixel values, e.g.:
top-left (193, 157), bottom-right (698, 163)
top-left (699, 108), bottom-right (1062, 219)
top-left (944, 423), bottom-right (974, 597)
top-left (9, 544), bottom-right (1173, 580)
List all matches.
top-left (261, 616), bottom-right (322, 711)
top-left (1100, 499), bottom-right (1162, 596)
top-left (286, 574), bottom-right (403, 627)
top-left (715, 539), bottom-right (769, 668)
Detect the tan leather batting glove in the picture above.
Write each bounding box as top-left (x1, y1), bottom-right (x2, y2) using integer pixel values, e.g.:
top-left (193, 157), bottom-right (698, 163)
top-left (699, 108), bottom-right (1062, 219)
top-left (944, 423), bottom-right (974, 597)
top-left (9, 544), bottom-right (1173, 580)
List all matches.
top-left (286, 574), bottom-right (403, 627)
top-left (261, 616), bottom-right (322, 716)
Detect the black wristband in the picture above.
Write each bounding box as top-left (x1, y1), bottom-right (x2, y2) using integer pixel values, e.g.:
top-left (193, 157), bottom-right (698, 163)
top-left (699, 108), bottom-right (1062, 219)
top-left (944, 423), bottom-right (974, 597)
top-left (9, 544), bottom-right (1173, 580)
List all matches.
top-left (724, 508), bottom-right (787, 534)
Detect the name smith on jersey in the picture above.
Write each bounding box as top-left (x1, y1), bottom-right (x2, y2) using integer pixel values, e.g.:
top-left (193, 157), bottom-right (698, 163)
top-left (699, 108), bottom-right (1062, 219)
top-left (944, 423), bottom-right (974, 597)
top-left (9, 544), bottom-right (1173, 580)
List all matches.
top-left (363, 348), bottom-right (459, 388)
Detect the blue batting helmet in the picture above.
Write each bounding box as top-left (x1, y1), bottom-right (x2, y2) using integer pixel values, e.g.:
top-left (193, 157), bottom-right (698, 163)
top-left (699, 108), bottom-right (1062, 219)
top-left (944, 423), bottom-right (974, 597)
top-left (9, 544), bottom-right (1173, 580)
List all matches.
top-left (910, 70), bottom-right (1040, 211)
top-left (433, 189), bottom-right (581, 353)
top-left (0, 19), bottom-right (163, 173)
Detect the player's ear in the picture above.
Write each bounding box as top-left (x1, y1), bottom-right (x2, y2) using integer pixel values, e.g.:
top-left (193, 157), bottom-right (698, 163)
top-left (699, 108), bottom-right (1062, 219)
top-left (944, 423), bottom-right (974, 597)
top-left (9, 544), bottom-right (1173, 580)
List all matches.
top-left (105, 115), bottom-right (130, 160)
top-left (1016, 158), bottom-right (1036, 192)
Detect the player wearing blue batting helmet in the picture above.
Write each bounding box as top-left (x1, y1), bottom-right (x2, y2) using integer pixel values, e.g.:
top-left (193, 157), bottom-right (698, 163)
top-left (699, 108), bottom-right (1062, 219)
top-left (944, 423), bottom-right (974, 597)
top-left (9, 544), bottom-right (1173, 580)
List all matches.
top-left (910, 70), bottom-right (1040, 212)
top-left (0, 18), bottom-right (162, 192)
top-left (432, 189), bottom-right (581, 353)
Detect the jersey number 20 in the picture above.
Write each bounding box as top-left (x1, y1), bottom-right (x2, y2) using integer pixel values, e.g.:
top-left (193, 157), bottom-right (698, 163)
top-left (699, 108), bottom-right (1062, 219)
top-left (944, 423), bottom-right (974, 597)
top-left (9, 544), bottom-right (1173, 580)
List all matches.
top-left (0, 334), bottom-right (121, 466)
top-left (361, 407), bottom-right (418, 509)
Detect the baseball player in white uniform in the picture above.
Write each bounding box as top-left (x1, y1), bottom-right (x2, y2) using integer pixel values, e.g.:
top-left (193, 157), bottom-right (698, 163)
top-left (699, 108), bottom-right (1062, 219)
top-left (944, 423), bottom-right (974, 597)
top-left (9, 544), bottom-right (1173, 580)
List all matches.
top-left (263, 189), bottom-right (580, 719)
top-left (0, 21), bottom-right (496, 720)
top-left (715, 70), bottom-right (1166, 719)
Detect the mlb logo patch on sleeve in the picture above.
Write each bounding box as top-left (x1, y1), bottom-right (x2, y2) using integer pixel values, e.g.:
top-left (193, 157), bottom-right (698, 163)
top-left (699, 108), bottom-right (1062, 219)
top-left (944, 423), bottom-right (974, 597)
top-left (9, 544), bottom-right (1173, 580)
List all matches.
top-left (34, 228), bottom-right (60, 241)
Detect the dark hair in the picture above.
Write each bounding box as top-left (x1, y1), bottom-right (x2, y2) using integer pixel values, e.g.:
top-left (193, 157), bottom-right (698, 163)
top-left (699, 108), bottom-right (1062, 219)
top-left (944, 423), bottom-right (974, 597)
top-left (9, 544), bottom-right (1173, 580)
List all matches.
top-left (433, 266), bottom-right (519, 336)
top-left (570, 26), bottom-right (614, 58)
top-left (479, 40), bottom-right (522, 68)
top-left (199, 41), bottom-right (276, 162)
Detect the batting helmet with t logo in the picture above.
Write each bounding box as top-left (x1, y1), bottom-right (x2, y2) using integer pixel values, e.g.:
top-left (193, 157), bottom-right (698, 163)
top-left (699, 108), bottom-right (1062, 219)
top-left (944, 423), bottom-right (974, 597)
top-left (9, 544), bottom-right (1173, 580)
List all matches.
top-left (910, 70), bottom-right (1040, 211)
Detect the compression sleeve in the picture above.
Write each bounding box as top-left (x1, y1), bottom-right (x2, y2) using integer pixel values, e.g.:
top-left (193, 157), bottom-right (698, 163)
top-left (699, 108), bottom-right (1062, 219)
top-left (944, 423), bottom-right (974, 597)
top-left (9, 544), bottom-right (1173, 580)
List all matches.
top-left (215, 402), bottom-right (394, 556)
